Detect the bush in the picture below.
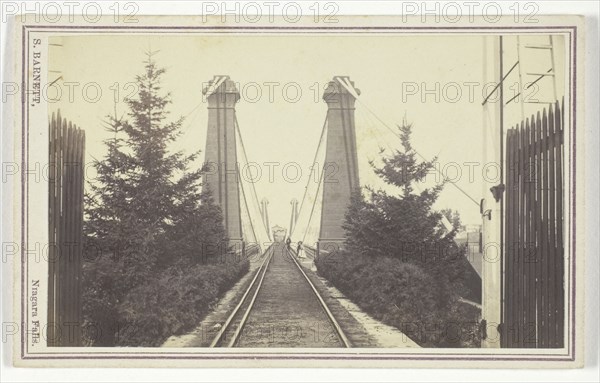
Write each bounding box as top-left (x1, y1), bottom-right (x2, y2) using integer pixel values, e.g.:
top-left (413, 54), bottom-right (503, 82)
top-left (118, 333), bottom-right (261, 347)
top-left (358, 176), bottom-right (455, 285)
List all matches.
top-left (316, 251), bottom-right (480, 348)
top-left (85, 258), bottom-right (248, 347)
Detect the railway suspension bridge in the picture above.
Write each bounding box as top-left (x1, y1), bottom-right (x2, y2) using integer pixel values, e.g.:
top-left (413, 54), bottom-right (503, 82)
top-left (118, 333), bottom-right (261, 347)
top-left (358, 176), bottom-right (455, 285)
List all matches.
top-left (201, 75), bottom-right (369, 257)
top-left (48, 35), bottom-right (565, 348)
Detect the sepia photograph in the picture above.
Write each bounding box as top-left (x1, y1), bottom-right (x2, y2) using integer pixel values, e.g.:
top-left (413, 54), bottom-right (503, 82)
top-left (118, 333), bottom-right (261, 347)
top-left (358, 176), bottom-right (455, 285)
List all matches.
top-left (45, 31), bottom-right (569, 349)
top-left (3, 7), bottom-right (591, 371)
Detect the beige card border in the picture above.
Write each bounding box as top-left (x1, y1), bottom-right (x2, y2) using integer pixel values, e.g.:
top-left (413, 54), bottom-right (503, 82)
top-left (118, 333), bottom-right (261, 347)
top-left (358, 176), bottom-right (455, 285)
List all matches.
top-left (7, 14), bottom-right (586, 368)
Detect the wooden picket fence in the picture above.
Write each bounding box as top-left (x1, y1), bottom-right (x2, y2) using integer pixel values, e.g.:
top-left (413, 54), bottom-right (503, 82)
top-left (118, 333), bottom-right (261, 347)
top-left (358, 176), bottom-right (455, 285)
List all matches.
top-left (47, 111), bottom-right (85, 347)
top-left (502, 100), bottom-right (564, 348)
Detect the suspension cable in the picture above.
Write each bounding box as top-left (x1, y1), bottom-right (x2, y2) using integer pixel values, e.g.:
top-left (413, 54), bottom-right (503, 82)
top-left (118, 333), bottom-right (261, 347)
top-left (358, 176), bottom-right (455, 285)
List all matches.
top-left (481, 60), bottom-right (519, 106)
top-left (302, 157), bottom-right (326, 244)
top-left (355, 97), bottom-right (480, 207)
top-left (234, 115), bottom-right (270, 240)
top-left (291, 115), bottom-right (328, 238)
top-left (238, 158), bottom-right (259, 245)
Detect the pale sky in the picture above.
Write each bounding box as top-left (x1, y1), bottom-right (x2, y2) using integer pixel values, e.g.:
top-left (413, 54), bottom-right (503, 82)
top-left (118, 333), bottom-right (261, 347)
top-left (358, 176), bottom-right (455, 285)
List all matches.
top-left (48, 33), bottom-right (565, 233)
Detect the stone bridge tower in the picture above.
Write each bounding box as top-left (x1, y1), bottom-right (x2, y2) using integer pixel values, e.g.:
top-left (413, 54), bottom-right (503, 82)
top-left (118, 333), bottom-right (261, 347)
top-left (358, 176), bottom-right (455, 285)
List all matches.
top-left (202, 75), bottom-right (243, 245)
top-left (319, 76), bottom-right (360, 250)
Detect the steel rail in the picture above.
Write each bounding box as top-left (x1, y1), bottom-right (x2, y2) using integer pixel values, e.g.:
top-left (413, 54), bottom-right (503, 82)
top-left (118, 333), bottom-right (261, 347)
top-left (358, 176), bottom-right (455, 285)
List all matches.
top-left (286, 248), bottom-right (352, 348)
top-left (209, 246), bottom-right (274, 347)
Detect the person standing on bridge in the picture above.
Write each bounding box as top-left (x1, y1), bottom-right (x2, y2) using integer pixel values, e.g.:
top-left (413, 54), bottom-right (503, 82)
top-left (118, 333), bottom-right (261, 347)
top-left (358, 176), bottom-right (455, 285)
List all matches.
top-left (297, 241), bottom-right (305, 259)
top-left (286, 237), bottom-right (292, 251)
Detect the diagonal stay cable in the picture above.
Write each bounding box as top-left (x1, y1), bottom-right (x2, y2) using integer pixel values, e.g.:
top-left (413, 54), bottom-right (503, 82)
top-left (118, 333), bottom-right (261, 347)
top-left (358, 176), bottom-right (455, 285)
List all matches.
top-left (179, 101), bottom-right (205, 135)
top-left (234, 115), bottom-right (270, 241)
top-left (301, 158), bottom-right (326, 244)
top-left (291, 116), bottom-right (328, 238)
top-left (356, 98), bottom-right (480, 207)
top-left (238, 161), bottom-right (259, 245)
top-left (482, 60), bottom-right (519, 106)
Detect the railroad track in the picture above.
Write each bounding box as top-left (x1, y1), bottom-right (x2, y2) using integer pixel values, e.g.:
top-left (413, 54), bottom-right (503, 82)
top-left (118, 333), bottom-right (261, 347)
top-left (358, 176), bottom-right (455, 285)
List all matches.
top-left (210, 243), bottom-right (351, 348)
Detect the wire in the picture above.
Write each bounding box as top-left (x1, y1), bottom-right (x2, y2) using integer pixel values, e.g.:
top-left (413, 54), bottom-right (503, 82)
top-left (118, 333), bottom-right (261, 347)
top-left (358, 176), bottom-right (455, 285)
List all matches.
top-left (482, 60), bottom-right (519, 106)
top-left (179, 102), bottom-right (204, 135)
top-left (291, 115), bottom-right (328, 238)
top-left (355, 97), bottom-right (480, 207)
top-left (302, 156), bottom-right (326, 244)
top-left (234, 115), bottom-right (270, 242)
top-left (238, 158), bottom-right (259, 245)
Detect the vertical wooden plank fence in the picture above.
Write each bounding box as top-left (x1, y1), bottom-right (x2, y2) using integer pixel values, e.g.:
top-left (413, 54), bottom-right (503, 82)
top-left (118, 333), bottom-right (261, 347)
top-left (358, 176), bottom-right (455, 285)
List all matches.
top-left (502, 100), bottom-right (564, 348)
top-left (48, 111), bottom-right (85, 347)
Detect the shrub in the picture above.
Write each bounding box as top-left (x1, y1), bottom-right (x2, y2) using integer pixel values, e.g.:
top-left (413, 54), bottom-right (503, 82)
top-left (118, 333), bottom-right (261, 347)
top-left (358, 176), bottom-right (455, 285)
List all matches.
top-left (325, 121), bottom-right (482, 347)
top-left (316, 251), bottom-right (480, 347)
top-left (86, 258), bottom-right (248, 347)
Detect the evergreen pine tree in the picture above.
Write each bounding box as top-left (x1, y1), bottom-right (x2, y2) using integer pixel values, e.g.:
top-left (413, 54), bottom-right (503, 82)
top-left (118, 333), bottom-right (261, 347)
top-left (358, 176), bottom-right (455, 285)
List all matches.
top-left (83, 113), bottom-right (139, 346)
top-left (344, 121), bottom-right (446, 259)
top-left (343, 121), bottom-right (475, 306)
top-left (83, 52), bottom-right (227, 345)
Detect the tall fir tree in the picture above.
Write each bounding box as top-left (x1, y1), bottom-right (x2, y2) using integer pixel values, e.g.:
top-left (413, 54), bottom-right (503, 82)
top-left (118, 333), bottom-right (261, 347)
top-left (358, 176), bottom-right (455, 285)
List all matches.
top-left (344, 121), bottom-right (446, 259)
top-left (83, 52), bottom-right (227, 345)
top-left (121, 52), bottom-right (196, 264)
top-left (342, 121), bottom-right (476, 305)
top-left (83, 113), bottom-right (137, 346)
